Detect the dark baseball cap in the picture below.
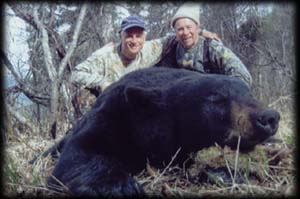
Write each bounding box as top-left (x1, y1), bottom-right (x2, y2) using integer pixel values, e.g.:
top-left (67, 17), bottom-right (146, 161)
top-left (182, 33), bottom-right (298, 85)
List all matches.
top-left (120, 15), bottom-right (146, 33)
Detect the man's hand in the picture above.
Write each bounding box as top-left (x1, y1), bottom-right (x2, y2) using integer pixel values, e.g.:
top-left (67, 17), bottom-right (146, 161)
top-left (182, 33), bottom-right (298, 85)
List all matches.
top-left (103, 42), bottom-right (114, 48)
top-left (202, 29), bottom-right (222, 43)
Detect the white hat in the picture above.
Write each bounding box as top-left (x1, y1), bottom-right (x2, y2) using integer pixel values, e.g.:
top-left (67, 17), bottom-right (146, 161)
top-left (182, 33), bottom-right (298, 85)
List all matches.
top-left (171, 3), bottom-right (200, 28)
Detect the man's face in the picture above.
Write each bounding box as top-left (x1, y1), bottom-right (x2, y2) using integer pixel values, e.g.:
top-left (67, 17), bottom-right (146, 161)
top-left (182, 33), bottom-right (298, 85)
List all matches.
top-left (174, 18), bottom-right (200, 49)
top-left (120, 27), bottom-right (146, 59)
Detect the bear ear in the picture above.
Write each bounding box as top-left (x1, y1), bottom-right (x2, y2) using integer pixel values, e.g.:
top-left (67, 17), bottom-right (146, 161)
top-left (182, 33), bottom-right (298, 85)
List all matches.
top-left (124, 86), bottom-right (165, 109)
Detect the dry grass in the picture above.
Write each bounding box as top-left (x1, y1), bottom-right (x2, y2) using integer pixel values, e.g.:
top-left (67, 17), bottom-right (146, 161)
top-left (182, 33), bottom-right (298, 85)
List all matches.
top-left (3, 133), bottom-right (67, 197)
top-left (3, 110), bottom-right (297, 197)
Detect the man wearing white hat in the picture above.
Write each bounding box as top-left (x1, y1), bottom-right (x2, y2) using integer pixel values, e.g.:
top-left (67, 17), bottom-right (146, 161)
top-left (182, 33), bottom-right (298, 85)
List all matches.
top-left (168, 3), bottom-right (252, 87)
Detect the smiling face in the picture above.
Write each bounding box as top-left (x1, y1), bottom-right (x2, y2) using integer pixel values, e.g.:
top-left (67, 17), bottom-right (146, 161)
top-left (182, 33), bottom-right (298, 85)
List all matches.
top-left (174, 18), bottom-right (200, 49)
top-left (120, 27), bottom-right (146, 60)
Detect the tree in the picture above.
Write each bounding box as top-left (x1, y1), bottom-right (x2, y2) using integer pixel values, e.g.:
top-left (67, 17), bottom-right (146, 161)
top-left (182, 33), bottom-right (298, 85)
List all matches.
top-left (3, 3), bottom-right (87, 138)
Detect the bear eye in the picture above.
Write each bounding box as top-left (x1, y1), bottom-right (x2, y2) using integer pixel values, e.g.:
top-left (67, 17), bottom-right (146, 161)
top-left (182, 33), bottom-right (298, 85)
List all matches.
top-left (207, 94), bottom-right (227, 105)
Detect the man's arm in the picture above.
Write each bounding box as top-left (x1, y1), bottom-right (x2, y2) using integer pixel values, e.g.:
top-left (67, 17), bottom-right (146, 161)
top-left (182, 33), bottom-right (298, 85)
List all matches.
top-left (208, 40), bottom-right (253, 87)
top-left (71, 49), bottom-right (108, 91)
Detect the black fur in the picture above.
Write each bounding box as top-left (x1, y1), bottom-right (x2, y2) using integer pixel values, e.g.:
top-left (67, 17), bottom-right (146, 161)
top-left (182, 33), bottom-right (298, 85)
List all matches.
top-left (48, 67), bottom-right (280, 196)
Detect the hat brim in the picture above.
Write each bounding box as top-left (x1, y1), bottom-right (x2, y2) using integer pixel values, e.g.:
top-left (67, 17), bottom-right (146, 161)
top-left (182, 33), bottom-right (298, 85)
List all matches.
top-left (120, 24), bottom-right (145, 33)
top-left (172, 16), bottom-right (199, 28)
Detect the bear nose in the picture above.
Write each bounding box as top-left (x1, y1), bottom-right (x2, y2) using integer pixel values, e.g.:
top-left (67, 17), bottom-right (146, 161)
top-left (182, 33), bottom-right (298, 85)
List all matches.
top-left (256, 109), bottom-right (280, 136)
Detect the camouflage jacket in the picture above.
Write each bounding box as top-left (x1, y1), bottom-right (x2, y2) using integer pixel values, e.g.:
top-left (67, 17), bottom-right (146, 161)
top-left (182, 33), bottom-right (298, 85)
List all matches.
top-left (72, 34), bottom-right (252, 91)
top-left (71, 35), bottom-right (173, 91)
top-left (156, 36), bottom-right (252, 87)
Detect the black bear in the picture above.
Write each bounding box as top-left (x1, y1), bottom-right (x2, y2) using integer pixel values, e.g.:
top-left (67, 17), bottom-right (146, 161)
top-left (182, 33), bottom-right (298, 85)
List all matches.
top-left (48, 67), bottom-right (280, 196)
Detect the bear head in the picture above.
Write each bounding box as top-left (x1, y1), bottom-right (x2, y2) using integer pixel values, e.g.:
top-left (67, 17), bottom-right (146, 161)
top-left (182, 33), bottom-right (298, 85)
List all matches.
top-left (123, 70), bottom-right (280, 154)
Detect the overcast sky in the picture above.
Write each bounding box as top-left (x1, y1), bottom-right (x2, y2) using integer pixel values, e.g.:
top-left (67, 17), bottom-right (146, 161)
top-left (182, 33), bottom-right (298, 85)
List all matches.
top-left (4, 5), bottom-right (31, 106)
top-left (4, 5), bottom-right (30, 83)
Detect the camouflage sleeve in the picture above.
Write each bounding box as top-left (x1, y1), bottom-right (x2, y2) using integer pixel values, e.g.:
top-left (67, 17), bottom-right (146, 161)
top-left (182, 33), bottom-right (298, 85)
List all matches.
top-left (148, 35), bottom-right (176, 60)
top-left (152, 34), bottom-right (175, 51)
top-left (208, 40), bottom-right (253, 87)
top-left (71, 48), bottom-right (108, 89)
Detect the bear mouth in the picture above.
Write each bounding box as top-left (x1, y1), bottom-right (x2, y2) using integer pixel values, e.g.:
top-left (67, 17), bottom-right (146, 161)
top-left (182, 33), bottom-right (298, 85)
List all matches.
top-left (224, 136), bottom-right (256, 153)
top-left (223, 131), bottom-right (263, 153)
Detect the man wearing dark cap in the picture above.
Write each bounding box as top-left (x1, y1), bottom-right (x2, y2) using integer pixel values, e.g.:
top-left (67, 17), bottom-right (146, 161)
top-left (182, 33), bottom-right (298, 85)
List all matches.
top-left (71, 15), bottom-right (218, 95)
